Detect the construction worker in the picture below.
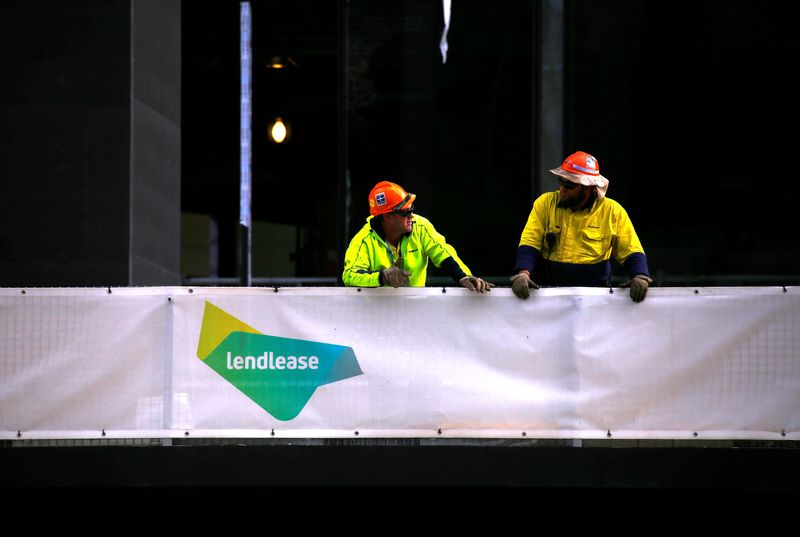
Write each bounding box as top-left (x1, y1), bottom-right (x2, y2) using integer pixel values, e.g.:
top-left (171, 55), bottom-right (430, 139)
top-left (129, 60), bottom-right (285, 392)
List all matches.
top-left (343, 180), bottom-right (493, 293)
top-left (511, 151), bottom-right (652, 302)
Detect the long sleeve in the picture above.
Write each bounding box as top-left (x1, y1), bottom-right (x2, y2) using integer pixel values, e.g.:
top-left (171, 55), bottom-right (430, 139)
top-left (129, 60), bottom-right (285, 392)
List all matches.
top-left (416, 217), bottom-right (471, 282)
top-left (342, 235), bottom-right (382, 287)
top-left (611, 206), bottom-right (649, 278)
top-left (514, 194), bottom-right (549, 274)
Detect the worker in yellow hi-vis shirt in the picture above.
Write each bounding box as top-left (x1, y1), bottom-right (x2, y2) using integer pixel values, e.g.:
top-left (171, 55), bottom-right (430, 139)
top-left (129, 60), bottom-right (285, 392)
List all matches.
top-left (511, 151), bottom-right (653, 302)
top-left (343, 180), bottom-right (493, 293)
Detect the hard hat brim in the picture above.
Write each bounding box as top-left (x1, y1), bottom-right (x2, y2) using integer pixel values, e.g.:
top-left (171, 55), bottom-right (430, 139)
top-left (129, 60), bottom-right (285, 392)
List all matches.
top-left (370, 192), bottom-right (417, 216)
top-left (395, 193), bottom-right (416, 211)
top-left (549, 168), bottom-right (609, 199)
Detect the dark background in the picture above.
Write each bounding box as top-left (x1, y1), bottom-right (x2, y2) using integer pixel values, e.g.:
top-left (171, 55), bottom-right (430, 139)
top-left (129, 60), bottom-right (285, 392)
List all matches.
top-left (1, 1), bottom-right (797, 504)
top-left (1, 0), bottom-right (798, 286)
top-left (567, 1), bottom-right (799, 281)
top-left (182, 0), bottom-right (799, 285)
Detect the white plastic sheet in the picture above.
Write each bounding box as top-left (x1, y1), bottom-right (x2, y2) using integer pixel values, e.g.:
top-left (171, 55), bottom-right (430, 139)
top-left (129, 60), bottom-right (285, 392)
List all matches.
top-left (0, 286), bottom-right (797, 439)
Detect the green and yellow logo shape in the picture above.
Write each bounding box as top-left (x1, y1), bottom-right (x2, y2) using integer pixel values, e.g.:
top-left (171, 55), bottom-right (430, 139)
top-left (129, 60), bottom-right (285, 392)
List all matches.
top-left (197, 301), bottom-right (363, 421)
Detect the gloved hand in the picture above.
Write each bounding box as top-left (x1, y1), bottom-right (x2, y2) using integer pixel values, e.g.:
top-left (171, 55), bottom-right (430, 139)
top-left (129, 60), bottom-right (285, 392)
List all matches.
top-left (459, 276), bottom-right (495, 294)
top-left (509, 271), bottom-right (539, 299)
top-left (620, 274), bottom-right (653, 303)
top-left (381, 256), bottom-right (411, 288)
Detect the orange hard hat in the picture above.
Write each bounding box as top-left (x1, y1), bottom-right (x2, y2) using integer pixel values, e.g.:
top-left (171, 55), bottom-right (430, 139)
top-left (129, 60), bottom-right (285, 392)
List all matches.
top-left (559, 151), bottom-right (600, 176)
top-left (549, 150), bottom-right (610, 199)
top-left (368, 181), bottom-right (416, 216)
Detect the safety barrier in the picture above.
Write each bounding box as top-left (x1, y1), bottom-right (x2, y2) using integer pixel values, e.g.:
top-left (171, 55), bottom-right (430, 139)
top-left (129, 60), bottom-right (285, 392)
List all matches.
top-left (1, 286), bottom-right (797, 440)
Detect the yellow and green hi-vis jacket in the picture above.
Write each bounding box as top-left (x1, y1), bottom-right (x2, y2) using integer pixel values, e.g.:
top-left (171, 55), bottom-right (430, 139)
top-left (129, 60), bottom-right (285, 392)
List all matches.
top-left (343, 214), bottom-right (472, 287)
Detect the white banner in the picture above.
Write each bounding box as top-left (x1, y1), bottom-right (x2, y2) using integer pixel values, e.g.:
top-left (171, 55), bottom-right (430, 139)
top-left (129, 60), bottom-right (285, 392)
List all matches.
top-left (1, 286), bottom-right (797, 440)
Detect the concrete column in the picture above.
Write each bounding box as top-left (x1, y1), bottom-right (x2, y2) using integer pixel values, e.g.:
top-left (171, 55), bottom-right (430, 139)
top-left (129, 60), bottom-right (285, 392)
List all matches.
top-left (129, 0), bottom-right (182, 285)
top-left (0, 1), bottom-right (181, 287)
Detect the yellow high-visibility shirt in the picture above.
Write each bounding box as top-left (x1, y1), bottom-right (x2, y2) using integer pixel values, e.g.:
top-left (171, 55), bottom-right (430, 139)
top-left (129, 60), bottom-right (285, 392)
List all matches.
top-left (515, 191), bottom-right (649, 286)
top-left (343, 214), bottom-right (472, 287)
top-left (519, 192), bottom-right (644, 264)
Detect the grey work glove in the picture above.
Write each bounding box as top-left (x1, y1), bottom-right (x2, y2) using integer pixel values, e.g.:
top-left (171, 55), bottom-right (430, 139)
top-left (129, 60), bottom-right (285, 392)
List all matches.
top-left (620, 274), bottom-right (653, 303)
top-left (459, 276), bottom-right (495, 294)
top-left (382, 256), bottom-right (411, 288)
top-left (510, 272), bottom-right (539, 299)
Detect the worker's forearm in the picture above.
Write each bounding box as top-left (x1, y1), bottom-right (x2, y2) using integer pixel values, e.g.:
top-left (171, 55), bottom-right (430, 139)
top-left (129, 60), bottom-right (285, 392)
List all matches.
top-left (513, 245), bottom-right (539, 274)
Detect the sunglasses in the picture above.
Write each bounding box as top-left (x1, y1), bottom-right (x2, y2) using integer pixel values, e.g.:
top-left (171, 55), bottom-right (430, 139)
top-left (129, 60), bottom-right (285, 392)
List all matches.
top-left (393, 207), bottom-right (414, 218)
top-left (558, 178), bottom-right (580, 190)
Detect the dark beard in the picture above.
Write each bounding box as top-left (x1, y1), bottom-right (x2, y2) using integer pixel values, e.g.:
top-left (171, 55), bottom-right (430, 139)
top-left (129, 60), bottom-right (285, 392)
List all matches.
top-left (557, 189), bottom-right (595, 209)
top-left (557, 196), bottom-right (583, 209)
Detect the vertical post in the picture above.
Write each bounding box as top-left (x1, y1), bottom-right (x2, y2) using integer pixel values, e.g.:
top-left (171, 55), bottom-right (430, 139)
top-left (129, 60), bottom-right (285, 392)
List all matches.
top-left (162, 295), bottom-right (174, 445)
top-left (535, 0), bottom-right (564, 198)
top-left (336, 0), bottom-right (350, 285)
top-left (240, 2), bottom-right (252, 287)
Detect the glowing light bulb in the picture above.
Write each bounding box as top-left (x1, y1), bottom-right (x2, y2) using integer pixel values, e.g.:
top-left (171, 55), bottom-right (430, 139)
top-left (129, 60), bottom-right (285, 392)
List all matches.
top-left (271, 118), bottom-right (287, 143)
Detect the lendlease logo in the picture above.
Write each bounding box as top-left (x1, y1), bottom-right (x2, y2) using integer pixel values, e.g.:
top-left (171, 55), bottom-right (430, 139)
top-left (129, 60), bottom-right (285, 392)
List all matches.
top-left (196, 301), bottom-right (363, 421)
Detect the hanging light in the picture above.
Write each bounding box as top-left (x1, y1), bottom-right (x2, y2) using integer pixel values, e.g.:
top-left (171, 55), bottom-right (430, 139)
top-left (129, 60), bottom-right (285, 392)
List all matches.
top-left (269, 117), bottom-right (290, 144)
top-left (266, 56), bottom-right (298, 69)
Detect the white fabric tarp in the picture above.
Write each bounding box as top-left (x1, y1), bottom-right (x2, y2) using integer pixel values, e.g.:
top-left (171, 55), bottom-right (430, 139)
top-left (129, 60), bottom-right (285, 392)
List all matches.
top-left (0, 286), bottom-right (797, 439)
